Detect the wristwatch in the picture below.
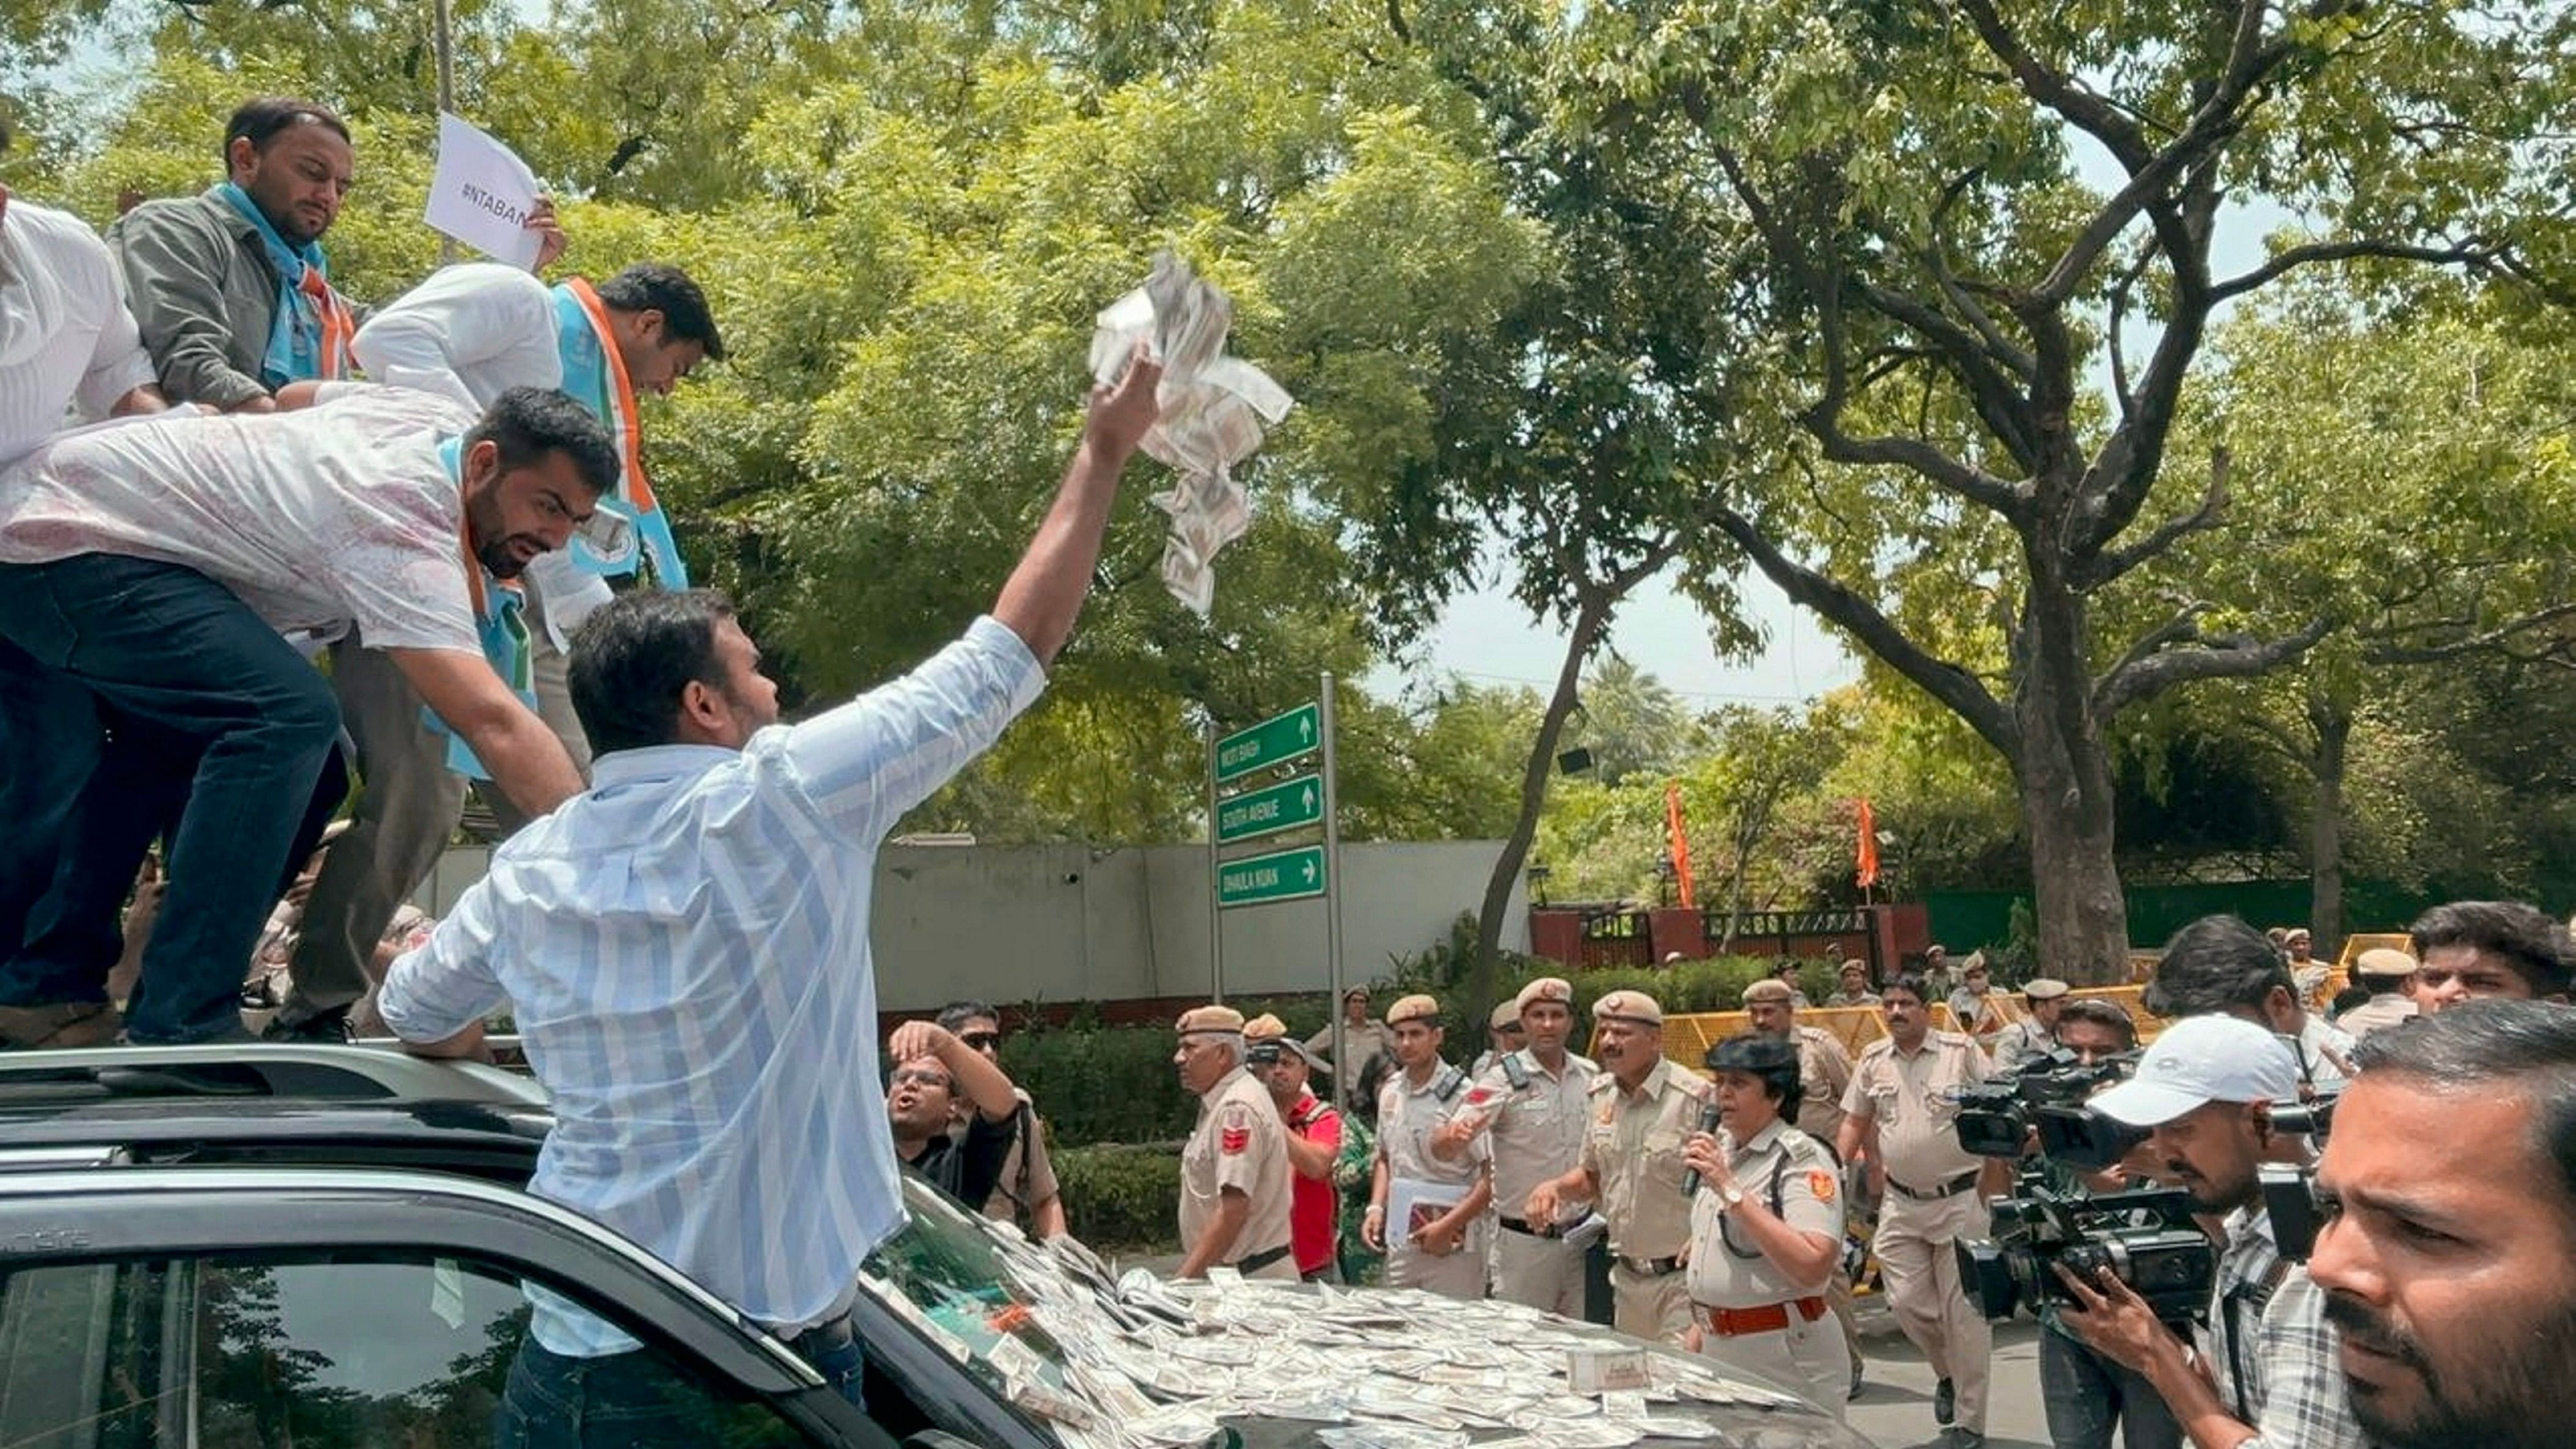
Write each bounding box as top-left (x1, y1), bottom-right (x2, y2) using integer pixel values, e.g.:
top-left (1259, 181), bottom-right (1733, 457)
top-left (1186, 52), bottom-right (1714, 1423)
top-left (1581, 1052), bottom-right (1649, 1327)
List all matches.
top-left (1718, 1183), bottom-right (1746, 1209)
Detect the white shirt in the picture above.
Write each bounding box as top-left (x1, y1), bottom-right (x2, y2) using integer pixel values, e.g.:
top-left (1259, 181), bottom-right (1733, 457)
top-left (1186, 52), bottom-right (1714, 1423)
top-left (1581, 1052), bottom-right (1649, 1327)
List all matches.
top-left (0, 199), bottom-right (156, 466)
top-left (378, 615), bottom-right (1047, 1347)
top-left (0, 386), bottom-right (482, 655)
top-left (351, 262), bottom-right (611, 642)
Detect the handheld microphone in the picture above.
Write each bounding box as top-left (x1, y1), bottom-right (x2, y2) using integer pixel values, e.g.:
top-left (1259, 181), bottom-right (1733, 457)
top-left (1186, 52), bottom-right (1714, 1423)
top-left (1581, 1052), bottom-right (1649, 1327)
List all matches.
top-left (1679, 1100), bottom-right (1723, 1195)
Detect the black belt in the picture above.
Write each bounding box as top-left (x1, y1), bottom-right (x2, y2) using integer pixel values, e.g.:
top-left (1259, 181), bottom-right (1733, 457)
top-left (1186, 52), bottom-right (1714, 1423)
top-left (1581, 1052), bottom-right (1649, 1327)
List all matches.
top-left (1887, 1170), bottom-right (1981, 1201)
top-left (1499, 1216), bottom-right (1564, 1238)
top-left (1235, 1244), bottom-right (1291, 1274)
top-left (1614, 1253), bottom-right (1684, 1277)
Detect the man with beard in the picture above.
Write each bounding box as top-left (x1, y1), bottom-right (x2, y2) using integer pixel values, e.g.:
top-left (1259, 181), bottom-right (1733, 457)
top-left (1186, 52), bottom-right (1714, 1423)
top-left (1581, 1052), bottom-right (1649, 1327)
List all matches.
top-left (380, 350), bottom-right (1162, 1421)
top-left (0, 386), bottom-right (603, 1046)
top-left (2305, 1001), bottom-right (2576, 1449)
top-left (2053, 1013), bottom-right (2366, 1449)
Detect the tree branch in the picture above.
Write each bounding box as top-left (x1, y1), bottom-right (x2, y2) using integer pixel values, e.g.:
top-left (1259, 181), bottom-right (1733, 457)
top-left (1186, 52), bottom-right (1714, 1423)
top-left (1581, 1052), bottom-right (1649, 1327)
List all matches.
top-left (2094, 615), bottom-right (2334, 717)
top-left (2211, 236), bottom-right (2509, 302)
top-left (2077, 445), bottom-right (2231, 588)
top-left (2363, 601), bottom-right (2576, 666)
top-left (1853, 277), bottom-right (2043, 477)
top-left (1705, 505), bottom-right (2016, 754)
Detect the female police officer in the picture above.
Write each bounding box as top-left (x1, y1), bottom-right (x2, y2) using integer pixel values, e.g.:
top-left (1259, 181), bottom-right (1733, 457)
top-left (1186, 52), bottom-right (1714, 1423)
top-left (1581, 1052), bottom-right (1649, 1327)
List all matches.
top-left (1681, 1034), bottom-right (1848, 1414)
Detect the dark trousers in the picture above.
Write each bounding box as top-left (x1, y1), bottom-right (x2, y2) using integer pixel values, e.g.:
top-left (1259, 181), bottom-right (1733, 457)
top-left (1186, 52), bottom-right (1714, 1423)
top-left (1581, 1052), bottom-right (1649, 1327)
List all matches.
top-left (493, 1324), bottom-right (864, 1447)
top-left (2039, 1322), bottom-right (2184, 1449)
top-left (0, 556), bottom-right (339, 1043)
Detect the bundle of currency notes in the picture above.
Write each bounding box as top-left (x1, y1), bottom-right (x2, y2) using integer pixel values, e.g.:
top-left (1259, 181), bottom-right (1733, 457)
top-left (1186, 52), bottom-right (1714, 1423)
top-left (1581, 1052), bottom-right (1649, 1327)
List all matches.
top-left (1089, 253), bottom-right (1294, 617)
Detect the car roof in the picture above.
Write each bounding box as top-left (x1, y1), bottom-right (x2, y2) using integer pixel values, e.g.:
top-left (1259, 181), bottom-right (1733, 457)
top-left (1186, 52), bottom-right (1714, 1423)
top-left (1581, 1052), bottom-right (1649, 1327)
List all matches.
top-left (0, 1043), bottom-right (552, 1183)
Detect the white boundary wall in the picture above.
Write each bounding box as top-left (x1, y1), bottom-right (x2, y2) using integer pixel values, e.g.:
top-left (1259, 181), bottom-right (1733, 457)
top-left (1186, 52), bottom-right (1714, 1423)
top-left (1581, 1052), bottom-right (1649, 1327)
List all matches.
top-left (420, 840), bottom-right (1528, 1010)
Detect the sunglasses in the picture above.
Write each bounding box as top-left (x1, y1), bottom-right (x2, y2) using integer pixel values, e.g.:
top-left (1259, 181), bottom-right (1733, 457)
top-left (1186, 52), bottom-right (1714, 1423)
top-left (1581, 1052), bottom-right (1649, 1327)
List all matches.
top-left (958, 1032), bottom-right (1001, 1051)
top-left (889, 1068), bottom-right (952, 1091)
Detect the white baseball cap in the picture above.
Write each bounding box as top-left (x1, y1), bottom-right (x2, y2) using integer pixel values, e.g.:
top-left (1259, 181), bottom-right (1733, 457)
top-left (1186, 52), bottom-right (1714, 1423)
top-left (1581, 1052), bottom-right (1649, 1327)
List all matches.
top-left (2088, 1015), bottom-right (2300, 1128)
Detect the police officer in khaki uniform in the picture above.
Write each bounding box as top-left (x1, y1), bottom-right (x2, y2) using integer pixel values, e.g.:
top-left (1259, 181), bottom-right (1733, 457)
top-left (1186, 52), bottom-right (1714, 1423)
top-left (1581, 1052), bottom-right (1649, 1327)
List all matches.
top-left (1742, 976), bottom-right (1863, 1398)
top-left (2338, 947), bottom-right (2420, 1037)
top-left (1362, 994), bottom-right (1491, 1299)
top-left (1526, 989), bottom-right (1708, 1344)
top-left (1172, 1004), bottom-right (1297, 1280)
top-left (1989, 978), bottom-right (2071, 1072)
top-left (1838, 975), bottom-right (2005, 1448)
top-left (1681, 1035), bottom-right (1847, 1414)
top-left (1433, 976), bottom-right (1595, 1315)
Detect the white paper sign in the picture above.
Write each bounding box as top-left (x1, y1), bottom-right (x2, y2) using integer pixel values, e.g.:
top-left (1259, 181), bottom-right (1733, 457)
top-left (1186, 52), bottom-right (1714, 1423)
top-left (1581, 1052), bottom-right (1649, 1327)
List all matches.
top-left (423, 112), bottom-right (544, 270)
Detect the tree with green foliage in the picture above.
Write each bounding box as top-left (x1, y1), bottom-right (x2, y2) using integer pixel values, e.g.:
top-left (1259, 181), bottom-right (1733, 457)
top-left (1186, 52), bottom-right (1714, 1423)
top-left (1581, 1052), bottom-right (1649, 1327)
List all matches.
top-left (1582, 0), bottom-right (2576, 978)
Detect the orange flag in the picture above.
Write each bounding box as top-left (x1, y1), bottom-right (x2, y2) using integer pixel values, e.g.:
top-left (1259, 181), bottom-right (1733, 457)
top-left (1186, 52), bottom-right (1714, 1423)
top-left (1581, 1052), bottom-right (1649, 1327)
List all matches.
top-left (1664, 780), bottom-right (1697, 909)
top-left (1855, 798), bottom-right (1880, 889)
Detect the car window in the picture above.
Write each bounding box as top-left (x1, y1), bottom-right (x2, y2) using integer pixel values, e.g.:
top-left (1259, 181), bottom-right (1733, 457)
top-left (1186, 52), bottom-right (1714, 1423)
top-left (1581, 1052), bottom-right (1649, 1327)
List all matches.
top-left (0, 1253), bottom-right (815, 1449)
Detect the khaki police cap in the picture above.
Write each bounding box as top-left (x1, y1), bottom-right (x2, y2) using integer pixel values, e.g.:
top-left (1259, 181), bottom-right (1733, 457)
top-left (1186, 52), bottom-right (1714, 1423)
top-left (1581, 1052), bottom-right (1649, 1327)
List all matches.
top-left (1385, 994), bottom-right (1442, 1028)
top-left (1489, 999), bottom-right (1524, 1032)
top-left (1176, 1004), bottom-right (1247, 1036)
top-left (1838, 958), bottom-right (1869, 975)
top-left (2354, 947), bottom-right (2418, 981)
top-left (1514, 977), bottom-right (1574, 1013)
top-left (2023, 978), bottom-right (2071, 1001)
top-left (1742, 978), bottom-right (1796, 1006)
top-left (1241, 1013), bottom-right (1288, 1042)
top-left (1592, 989), bottom-right (1664, 1027)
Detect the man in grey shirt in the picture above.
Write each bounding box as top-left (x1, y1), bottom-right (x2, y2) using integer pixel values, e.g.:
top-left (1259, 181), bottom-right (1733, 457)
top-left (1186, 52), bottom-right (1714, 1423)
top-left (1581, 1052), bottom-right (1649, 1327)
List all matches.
top-left (108, 96), bottom-right (562, 409)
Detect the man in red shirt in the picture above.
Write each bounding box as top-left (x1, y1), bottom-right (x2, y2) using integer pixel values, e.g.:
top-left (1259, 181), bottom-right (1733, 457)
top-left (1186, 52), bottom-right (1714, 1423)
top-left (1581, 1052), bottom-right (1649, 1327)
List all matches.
top-left (1246, 1013), bottom-right (1345, 1280)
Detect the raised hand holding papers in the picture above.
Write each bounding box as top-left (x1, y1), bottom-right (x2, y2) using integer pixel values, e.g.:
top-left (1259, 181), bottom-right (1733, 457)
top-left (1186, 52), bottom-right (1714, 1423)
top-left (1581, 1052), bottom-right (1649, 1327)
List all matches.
top-left (1089, 253), bottom-right (1293, 615)
top-left (424, 113), bottom-right (546, 270)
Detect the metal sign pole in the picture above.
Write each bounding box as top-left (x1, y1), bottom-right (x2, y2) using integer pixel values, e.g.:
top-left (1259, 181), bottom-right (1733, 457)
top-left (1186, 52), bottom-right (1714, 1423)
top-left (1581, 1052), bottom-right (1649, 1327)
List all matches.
top-left (431, 0), bottom-right (460, 265)
top-left (1206, 716), bottom-right (1224, 1004)
top-left (1321, 672), bottom-right (1346, 1101)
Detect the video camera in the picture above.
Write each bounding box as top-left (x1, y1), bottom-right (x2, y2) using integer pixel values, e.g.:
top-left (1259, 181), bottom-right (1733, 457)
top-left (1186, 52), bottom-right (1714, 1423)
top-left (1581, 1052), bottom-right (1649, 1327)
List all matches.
top-left (2259, 1162), bottom-right (2329, 1261)
top-left (1956, 1172), bottom-right (2217, 1324)
top-left (1953, 1049), bottom-right (2148, 1169)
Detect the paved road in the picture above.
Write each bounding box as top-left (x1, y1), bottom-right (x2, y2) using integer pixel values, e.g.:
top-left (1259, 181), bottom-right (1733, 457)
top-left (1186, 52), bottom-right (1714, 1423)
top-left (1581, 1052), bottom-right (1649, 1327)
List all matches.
top-left (1846, 1295), bottom-right (2051, 1449)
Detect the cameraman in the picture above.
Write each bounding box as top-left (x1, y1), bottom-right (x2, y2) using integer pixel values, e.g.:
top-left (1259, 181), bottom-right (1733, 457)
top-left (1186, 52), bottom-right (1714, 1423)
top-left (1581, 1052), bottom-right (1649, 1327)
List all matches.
top-left (2027, 999), bottom-right (2183, 1449)
top-left (2143, 915), bottom-right (2354, 1094)
top-left (2305, 1001), bottom-right (2576, 1449)
top-left (2053, 1014), bottom-right (2365, 1449)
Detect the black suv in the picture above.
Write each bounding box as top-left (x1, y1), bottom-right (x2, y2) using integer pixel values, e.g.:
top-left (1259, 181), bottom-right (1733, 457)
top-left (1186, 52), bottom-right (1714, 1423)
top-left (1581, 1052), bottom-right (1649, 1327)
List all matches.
top-left (0, 1045), bottom-right (1872, 1449)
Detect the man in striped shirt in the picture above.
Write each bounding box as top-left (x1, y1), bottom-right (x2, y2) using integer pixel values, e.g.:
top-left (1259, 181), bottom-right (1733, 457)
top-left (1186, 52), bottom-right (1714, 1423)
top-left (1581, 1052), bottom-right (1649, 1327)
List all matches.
top-left (379, 345), bottom-right (1162, 1420)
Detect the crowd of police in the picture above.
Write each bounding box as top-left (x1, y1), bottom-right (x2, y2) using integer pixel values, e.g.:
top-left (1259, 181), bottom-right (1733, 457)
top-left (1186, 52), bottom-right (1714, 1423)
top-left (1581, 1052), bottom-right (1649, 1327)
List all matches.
top-left (1154, 901), bottom-right (2576, 1449)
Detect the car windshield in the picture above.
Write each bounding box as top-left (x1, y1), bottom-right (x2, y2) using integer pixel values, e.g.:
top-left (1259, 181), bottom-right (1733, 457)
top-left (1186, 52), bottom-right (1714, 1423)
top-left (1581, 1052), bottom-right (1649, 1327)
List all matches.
top-left (859, 1178), bottom-right (1871, 1449)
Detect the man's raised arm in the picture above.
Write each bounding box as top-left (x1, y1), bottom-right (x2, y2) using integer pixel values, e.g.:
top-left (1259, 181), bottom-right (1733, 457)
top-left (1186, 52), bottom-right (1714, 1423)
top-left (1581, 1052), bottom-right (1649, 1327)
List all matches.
top-left (992, 343), bottom-right (1161, 666)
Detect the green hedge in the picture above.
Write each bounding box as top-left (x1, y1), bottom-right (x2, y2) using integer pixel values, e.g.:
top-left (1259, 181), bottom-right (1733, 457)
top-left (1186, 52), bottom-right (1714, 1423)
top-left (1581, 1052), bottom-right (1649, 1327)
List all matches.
top-left (1055, 1142), bottom-right (1183, 1252)
top-left (1000, 958), bottom-right (1800, 1150)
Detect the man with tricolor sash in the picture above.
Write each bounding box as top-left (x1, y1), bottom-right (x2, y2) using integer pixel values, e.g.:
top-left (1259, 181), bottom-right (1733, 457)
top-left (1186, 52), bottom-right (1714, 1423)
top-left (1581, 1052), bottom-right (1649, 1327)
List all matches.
top-left (262, 260), bottom-right (721, 1041)
top-left (0, 386), bottom-right (608, 1047)
top-left (107, 96), bottom-right (564, 411)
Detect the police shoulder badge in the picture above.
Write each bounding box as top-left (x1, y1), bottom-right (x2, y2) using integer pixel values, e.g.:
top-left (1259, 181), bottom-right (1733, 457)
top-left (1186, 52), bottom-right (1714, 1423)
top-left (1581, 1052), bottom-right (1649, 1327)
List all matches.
top-left (1218, 1104), bottom-right (1253, 1155)
top-left (1808, 1169), bottom-right (1837, 1203)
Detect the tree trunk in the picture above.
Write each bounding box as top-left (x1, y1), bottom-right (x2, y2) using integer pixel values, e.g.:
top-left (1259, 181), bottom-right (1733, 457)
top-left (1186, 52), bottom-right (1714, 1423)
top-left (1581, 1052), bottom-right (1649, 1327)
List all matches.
top-left (2015, 576), bottom-right (2132, 984)
top-left (1467, 593), bottom-right (1612, 1022)
top-left (2306, 693), bottom-right (2353, 955)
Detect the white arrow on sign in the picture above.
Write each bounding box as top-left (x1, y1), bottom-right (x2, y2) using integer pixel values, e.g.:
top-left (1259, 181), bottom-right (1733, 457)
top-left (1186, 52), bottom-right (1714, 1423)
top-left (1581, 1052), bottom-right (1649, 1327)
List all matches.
top-left (1301, 783), bottom-right (1318, 812)
top-left (1301, 859), bottom-right (1318, 884)
top-left (1300, 714), bottom-right (1315, 741)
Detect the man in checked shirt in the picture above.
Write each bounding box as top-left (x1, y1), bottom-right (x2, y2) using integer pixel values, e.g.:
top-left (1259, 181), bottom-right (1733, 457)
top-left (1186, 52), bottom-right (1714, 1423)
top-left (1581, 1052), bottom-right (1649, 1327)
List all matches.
top-left (2055, 1014), bottom-right (2366, 1449)
top-left (381, 346), bottom-right (1162, 1434)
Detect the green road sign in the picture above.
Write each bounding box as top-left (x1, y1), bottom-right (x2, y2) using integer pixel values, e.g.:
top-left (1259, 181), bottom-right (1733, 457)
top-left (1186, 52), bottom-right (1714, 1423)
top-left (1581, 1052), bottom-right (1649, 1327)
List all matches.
top-left (1216, 773), bottom-right (1323, 845)
top-left (1216, 703), bottom-right (1319, 783)
top-left (1217, 845), bottom-right (1327, 908)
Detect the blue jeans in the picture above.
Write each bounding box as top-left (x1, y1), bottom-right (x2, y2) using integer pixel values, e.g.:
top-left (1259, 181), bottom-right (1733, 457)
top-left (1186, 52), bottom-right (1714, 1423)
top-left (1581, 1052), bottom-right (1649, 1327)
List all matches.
top-left (2039, 1321), bottom-right (2183, 1449)
top-left (492, 1329), bottom-right (865, 1448)
top-left (0, 556), bottom-right (339, 1043)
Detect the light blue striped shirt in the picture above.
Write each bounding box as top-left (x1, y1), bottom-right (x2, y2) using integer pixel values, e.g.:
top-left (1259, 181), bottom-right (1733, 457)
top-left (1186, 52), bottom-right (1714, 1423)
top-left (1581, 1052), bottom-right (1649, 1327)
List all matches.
top-left (380, 615), bottom-right (1045, 1350)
